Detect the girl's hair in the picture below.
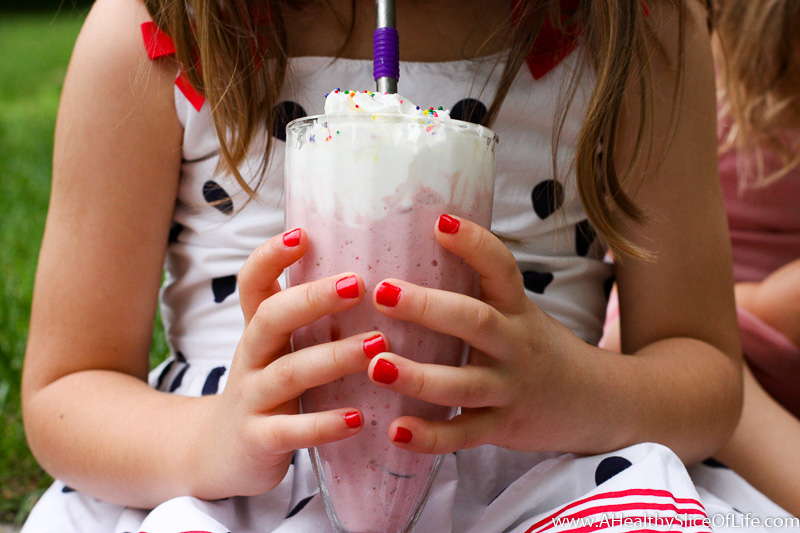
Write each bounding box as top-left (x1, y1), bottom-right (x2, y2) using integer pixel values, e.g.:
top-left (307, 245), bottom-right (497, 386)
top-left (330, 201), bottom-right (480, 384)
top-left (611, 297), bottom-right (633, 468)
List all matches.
top-left (143, 0), bottom-right (685, 259)
top-left (712, 0), bottom-right (800, 188)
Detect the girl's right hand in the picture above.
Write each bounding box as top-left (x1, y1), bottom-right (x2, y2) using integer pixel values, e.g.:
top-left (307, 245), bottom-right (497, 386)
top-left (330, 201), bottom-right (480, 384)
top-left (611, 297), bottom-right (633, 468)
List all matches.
top-left (193, 228), bottom-right (380, 499)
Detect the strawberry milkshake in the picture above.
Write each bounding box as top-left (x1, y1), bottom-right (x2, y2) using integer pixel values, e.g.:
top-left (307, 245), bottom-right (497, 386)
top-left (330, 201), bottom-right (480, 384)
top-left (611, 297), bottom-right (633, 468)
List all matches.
top-left (285, 90), bottom-right (496, 533)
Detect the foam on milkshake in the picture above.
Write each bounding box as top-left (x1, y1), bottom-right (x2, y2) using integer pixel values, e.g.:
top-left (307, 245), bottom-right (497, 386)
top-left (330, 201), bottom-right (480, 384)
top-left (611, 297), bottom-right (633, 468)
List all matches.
top-left (285, 90), bottom-right (495, 226)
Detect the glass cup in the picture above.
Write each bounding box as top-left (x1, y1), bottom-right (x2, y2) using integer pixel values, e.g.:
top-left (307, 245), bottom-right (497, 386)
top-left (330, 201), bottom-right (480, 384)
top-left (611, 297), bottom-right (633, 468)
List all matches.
top-left (285, 113), bottom-right (496, 533)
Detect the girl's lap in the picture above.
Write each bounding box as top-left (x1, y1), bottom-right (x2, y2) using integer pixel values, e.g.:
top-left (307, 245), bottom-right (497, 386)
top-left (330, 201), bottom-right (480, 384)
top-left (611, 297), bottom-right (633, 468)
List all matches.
top-left (23, 443), bottom-right (795, 533)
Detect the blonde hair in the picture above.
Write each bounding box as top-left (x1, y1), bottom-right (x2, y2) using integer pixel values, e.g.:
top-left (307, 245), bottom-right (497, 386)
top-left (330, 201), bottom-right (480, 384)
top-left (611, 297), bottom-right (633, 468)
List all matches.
top-left (143, 0), bottom-right (685, 259)
top-left (712, 0), bottom-right (800, 188)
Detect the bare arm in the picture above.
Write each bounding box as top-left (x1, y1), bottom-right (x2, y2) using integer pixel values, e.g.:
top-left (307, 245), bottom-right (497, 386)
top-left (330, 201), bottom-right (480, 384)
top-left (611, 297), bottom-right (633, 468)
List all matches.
top-left (21, 0), bottom-right (199, 507)
top-left (22, 0), bottom-right (373, 507)
top-left (608, 0), bottom-right (742, 459)
top-left (716, 366), bottom-right (800, 517)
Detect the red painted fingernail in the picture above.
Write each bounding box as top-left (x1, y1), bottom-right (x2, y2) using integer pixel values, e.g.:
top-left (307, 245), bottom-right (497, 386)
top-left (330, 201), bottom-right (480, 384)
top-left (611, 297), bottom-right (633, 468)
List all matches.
top-left (335, 275), bottom-right (360, 299)
top-left (373, 358), bottom-right (398, 384)
top-left (375, 282), bottom-right (401, 307)
top-left (283, 228), bottom-right (301, 247)
top-left (363, 334), bottom-right (386, 359)
top-left (393, 427), bottom-right (413, 443)
top-left (438, 214), bottom-right (460, 234)
top-left (344, 411), bottom-right (362, 428)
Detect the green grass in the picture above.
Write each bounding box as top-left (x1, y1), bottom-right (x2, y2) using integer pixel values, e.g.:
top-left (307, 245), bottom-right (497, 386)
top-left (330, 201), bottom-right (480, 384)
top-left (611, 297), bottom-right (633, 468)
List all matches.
top-left (0, 11), bottom-right (168, 524)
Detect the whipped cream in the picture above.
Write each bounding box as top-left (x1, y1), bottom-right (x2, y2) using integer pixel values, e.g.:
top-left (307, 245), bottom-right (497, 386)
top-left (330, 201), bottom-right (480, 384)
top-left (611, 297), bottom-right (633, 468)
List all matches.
top-left (323, 89), bottom-right (451, 119)
top-left (285, 91), bottom-right (496, 226)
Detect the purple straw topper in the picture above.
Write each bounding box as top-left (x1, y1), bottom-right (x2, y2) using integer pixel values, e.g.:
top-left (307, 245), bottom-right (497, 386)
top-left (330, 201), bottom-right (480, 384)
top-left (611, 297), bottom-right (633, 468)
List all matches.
top-left (373, 26), bottom-right (400, 84)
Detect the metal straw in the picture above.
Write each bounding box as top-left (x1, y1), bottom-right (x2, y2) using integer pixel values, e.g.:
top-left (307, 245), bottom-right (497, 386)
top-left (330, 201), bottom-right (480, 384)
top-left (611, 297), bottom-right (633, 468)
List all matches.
top-left (373, 0), bottom-right (399, 94)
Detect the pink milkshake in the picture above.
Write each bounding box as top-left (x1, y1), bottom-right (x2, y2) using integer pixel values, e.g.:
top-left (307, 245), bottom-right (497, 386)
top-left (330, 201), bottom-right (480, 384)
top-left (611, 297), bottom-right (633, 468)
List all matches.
top-left (285, 90), bottom-right (496, 533)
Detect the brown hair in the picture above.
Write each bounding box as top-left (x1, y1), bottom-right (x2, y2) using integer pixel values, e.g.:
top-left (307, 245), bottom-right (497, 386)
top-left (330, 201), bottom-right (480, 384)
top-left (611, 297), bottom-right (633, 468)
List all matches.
top-left (712, 0), bottom-right (800, 188)
top-left (143, 0), bottom-right (685, 258)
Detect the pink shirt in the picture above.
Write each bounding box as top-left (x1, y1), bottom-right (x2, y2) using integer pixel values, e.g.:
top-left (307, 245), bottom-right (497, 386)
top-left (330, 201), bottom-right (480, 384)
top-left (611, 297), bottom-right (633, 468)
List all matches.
top-left (718, 119), bottom-right (800, 419)
top-left (719, 123), bottom-right (800, 283)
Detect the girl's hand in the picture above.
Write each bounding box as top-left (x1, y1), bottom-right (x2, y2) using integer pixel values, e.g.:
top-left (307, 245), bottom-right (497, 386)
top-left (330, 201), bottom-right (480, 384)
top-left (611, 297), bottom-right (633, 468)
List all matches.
top-left (365, 215), bottom-right (587, 455)
top-left (195, 229), bottom-right (383, 498)
top-left (735, 258), bottom-right (800, 349)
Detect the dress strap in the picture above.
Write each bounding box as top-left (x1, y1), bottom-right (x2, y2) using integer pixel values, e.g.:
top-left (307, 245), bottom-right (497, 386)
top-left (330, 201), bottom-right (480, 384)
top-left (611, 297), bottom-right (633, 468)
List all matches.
top-left (140, 21), bottom-right (175, 59)
top-left (512, 0), bottom-right (650, 81)
top-left (140, 21), bottom-right (206, 111)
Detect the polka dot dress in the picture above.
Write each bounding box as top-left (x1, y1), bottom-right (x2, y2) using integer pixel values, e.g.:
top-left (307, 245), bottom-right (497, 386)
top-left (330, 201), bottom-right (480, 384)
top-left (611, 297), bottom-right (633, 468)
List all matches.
top-left (21, 32), bottom-right (795, 533)
top-left (152, 47), bottom-right (615, 402)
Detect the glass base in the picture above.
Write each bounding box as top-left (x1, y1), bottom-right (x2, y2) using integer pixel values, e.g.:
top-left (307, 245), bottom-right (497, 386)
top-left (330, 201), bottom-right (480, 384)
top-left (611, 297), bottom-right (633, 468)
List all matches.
top-left (310, 446), bottom-right (443, 533)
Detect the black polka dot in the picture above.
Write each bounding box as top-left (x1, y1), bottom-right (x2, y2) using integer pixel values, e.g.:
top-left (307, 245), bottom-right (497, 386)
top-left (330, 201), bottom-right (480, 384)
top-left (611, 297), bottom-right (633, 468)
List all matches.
top-left (603, 276), bottom-right (615, 300)
top-left (61, 485), bottom-right (75, 493)
top-left (286, 494), bottom-right (315, 519)
top-left (155, 359), bottom-right (175, 391)
top-left (202, 180), bottom-right (234, 215)
top-left (272, 101), bottom-right (308, 142)
top-left (201, 366), bottom-right (227, 396)
top-left (703, 457), bottom-right (730, 469)
top-left (531, 180), bottom-right (564, 219)
top-left (575, 219), bottom-right (596, 256)
top-left (449, 98), bottom-right (488, 125)
top-left (169, 363), bottom-right (189, 393)
top-left (522, 270), bottom-right (554, 294)
top-left (595, 456), bottom-right (632, 485)
top-left (168, 222), bottom-right (184, 244)
top-left (212, 274), bottom-right (237, 303)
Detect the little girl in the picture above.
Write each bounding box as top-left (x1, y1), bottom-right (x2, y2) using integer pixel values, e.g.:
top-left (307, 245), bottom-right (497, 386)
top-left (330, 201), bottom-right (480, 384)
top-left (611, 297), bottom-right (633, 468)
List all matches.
top-left (19, 0), bottom-right (792, 531)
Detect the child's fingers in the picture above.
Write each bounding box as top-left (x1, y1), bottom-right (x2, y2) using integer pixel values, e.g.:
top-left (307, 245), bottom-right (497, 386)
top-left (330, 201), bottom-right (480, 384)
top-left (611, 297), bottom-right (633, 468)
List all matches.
top-left (239, 228), bottom-right (307, 326)
top-left (239, 272), bottom-right (365, 368)
top-left (257, 332), bottom-right (388, 408)
top-left (372, 279), bottom-right (517, 359)
top-left (386, 410), bottom-right (496, 455)
top-left (262, 409), bottom-right (364, 454)
top-left (435, 215), bottom-right (527, 314)
top-left (366, 353), bottom-right (506, 408)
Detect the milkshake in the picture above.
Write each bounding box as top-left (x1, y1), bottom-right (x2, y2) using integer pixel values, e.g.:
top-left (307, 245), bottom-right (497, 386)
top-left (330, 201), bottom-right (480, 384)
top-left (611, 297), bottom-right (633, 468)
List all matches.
top-left (285, 90), bottom-right (496, 533)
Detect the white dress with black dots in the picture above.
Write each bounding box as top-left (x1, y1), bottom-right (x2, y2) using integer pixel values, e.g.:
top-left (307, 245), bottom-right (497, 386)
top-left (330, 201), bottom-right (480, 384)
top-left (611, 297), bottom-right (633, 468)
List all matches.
top-left (22, 50), bottom-right (795, 533)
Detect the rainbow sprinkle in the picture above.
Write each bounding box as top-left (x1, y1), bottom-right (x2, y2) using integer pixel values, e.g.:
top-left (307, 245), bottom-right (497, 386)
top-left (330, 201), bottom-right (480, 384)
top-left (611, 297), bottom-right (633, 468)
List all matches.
top-left (320, 91), bottom-right (447, 138)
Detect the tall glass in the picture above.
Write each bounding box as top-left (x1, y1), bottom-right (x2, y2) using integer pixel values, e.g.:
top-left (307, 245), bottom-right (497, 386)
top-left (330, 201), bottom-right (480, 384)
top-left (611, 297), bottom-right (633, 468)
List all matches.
top-left (285, 114), bottom-right (496, 533)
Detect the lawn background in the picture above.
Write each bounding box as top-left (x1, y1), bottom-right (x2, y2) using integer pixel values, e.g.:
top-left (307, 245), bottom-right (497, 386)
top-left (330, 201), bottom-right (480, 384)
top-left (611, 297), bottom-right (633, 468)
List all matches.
top-left (0, 5), bottom-right (168, 523)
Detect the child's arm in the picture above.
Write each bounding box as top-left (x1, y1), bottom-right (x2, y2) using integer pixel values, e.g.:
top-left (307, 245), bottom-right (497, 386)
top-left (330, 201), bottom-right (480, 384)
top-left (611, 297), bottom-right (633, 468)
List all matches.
top-left (735, 258), bottom-right (800, 348)
top-left (363, 0), bottom-right (742, 464)
top-left (22, 0), bottom-right (371, 508)
top-left (716, 366), bottom-right (800, 517)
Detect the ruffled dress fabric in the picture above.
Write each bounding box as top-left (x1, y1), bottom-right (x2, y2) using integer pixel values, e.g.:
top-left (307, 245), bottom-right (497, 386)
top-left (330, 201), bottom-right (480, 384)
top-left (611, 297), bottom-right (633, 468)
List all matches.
top-left (22, 27), bottom-right (795, 533)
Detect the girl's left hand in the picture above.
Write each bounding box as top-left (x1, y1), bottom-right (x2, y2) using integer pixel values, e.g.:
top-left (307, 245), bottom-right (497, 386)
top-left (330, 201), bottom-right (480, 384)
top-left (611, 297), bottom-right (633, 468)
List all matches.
top-left (366, 214), bottom-right (590, 454)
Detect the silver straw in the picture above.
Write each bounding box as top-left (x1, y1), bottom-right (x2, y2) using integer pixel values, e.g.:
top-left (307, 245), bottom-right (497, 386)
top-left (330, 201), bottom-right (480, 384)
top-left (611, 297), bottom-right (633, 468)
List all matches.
top-left (375, 0), bottom-right (398, 94)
